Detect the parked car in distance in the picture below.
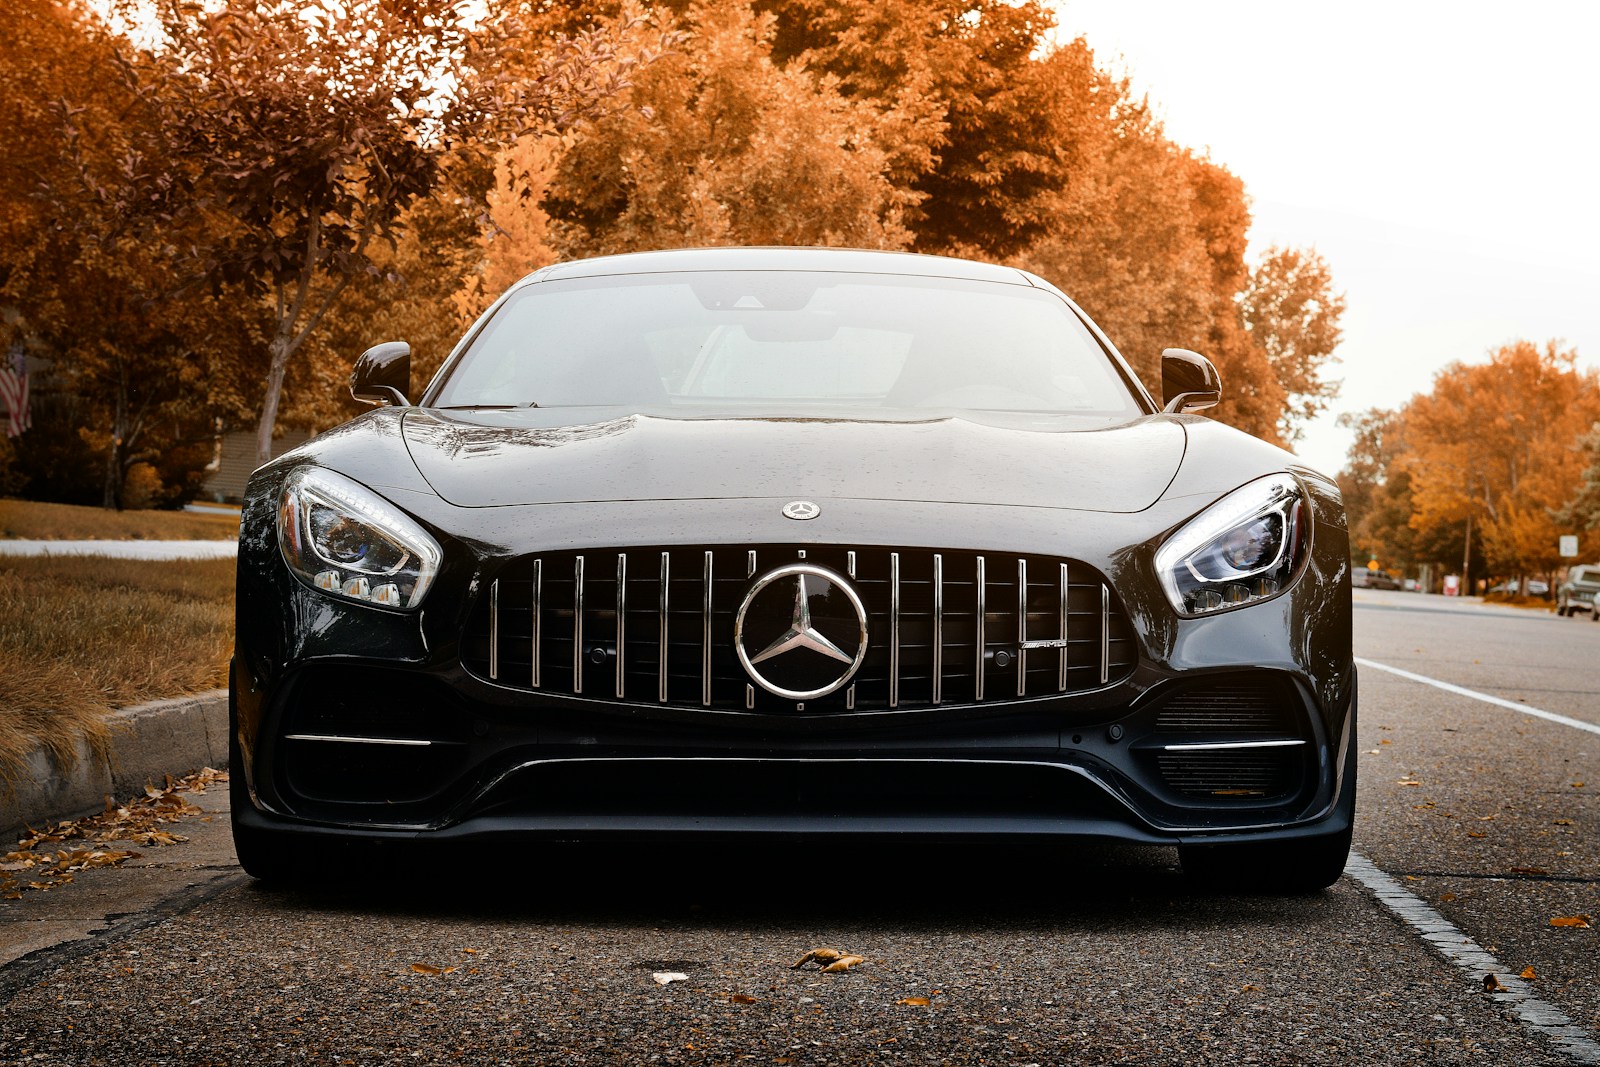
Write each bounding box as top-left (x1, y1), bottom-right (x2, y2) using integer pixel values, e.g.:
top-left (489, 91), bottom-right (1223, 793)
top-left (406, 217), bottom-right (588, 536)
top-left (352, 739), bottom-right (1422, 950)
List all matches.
top-left (231, 246), bottom-right (1357, 894)
top-left (1557, 565), bottom-right (1600, 616)
top-left (1351, 569), bottom-right (1401, 590)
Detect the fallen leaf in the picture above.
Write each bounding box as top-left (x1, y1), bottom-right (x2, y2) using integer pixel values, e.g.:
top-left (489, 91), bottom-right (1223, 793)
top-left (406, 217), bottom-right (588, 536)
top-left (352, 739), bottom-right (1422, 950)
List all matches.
top-left (411, 963), bottom-right (442, 975)
top-left (1439, 892), bottom-right (1457, 902)
top-left (1241, 983), bottom-right (1260, 992)
top-left (896, 997), bottom-right (930, 1006)
top-left (1572, 782), bottom-right (1586, 789)
top-left (1397, 779), bottom-right (1422, 787)
top-left (1380, 739), bottom-right (1392, 745)
top-left (1466, 832), bottom-right (1487, 839)
top-left (1520, 966), bottom-right (1537, 980)
top-left (1483, 973), bottom-right (1507, 993)
top-left (727, 994), bottom-right (758, 1004)
top-left (1553, 819), bottom-right (1574, 826)
top-left (653, 971), bottom-right (690, 986)
top-left (792, 948), bottom-right (843, 969)
top-left (1549, 916), bottom-right (1591, 929)
top-left (821, 954), bottom-right (866, 973)
top-left (1509, 867), bottom-right (1549, 876)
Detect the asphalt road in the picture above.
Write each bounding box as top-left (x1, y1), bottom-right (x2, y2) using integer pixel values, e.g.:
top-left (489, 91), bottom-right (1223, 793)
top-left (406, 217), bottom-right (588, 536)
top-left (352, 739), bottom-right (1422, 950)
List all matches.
top-left (0, 590), bottom-right (1595, 1065)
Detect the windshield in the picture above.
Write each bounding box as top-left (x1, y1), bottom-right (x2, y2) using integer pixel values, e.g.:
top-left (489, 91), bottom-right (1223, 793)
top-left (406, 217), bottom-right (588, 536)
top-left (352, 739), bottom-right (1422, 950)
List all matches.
top-left (430, 270), bottom-right (1144, 416)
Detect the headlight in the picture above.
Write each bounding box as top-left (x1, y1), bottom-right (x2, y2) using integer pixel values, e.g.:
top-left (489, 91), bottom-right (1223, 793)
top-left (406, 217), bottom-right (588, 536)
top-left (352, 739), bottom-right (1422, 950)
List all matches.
top-left (1155, 473), bottom-right (1310, 616)
top-left (277, 467), bottom-right (442, 610)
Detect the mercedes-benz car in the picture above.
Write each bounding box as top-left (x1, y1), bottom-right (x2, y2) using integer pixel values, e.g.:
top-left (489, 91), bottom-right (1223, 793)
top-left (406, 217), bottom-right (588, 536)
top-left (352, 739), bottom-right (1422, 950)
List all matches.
top-left (232, 247), bottom-right (1356, 891)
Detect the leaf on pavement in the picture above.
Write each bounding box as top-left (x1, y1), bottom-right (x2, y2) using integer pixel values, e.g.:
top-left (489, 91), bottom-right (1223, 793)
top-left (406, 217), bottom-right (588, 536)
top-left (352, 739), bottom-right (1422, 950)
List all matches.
top-left (652, 971), bottom-right (689, 986)
top-left (410, 963), bottom-right (455, 975)
top-left (1396, 779), bottom-right (1422, 787)
top-left (1549, 916), bottom-right (1591, 929)
top-left (1439, 892), bottom-right (1457, 902)
top-left (1519, 966), bottom-right (1537, 980)
top-left (792, 948), bottom-right (843, 969)
top-left (1482, 973), bottom-right (1507, 993)
top-left (726, 994), bottom-right (758, 1004)
top-left (821, 955), bottom-right (866, 973)
top-left (896, 996), bottom-right (930, 1006)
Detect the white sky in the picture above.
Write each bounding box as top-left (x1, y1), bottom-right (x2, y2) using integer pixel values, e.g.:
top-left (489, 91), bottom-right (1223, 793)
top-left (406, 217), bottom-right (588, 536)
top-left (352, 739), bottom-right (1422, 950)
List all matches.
top-left (1047, 0), bottom-right (1600, 474)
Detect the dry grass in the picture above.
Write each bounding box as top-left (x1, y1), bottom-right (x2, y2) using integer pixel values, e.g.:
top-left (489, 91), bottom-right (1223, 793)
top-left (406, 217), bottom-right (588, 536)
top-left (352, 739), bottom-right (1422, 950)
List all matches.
top-left (0, 556), bottom-right (234, 791)
top-left (0, 498), bottom-right (239, 541)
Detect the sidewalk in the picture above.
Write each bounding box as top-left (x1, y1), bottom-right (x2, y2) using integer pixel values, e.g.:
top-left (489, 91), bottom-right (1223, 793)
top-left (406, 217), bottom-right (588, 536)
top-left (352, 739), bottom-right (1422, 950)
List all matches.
top-left (0, 540), bottom-right (237, 559)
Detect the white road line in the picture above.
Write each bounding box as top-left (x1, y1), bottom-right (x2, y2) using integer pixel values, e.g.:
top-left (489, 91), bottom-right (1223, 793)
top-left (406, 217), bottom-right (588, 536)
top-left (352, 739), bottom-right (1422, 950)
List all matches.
top-left (1356, 657), bottom-right (1600, 738)
top-left (1345, 853), bottom-right (1600, 1065)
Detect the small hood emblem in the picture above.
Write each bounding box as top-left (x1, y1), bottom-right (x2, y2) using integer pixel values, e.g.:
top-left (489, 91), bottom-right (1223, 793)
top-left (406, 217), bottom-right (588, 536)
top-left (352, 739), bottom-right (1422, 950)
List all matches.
top-left (782, 500), bottom-right (821, 521)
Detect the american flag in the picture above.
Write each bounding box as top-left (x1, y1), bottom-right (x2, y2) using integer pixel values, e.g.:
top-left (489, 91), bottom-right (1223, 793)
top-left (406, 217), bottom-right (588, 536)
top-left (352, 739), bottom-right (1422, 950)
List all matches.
top-left (0, 344), bottom-right (29, 437)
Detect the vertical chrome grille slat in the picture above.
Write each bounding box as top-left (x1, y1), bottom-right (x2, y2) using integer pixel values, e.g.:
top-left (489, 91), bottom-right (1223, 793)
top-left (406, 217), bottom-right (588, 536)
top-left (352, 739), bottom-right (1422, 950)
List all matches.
top-left (702, 550), bottom-right (713, 707)
top-left (1100, 583), bottom-right (1110, 685)
top-left (975, 555), bottom-right (986, 702)
top-left (932, 553), bottom-right (943, 705)
top-left (1016, 558), bottom-right (1027, 697)
top-left (615, 552), bottom-right (626, 699)
top-left (658, 551), bottom-right (669, 703)
top-left (889, 551), bottom-right (901, 709)
top-left (1058, 562), bottom-right (1069, 692)
top-left (530, 559), bottom-right (541, 689)
top-left (488, 578), bottom-right (500, 681)
top-left (572, 555), bottom-right (585, 695)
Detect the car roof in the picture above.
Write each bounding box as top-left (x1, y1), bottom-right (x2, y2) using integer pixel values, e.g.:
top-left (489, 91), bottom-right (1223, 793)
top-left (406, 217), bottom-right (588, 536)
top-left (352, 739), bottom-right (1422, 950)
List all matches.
top-left (530, 246), bottom-right (1037, 287)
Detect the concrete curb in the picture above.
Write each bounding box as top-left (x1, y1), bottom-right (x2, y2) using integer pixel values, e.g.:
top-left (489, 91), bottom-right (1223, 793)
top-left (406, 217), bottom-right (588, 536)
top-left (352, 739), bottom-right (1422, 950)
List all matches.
top-left (1, 690), bottom-right (229, 839)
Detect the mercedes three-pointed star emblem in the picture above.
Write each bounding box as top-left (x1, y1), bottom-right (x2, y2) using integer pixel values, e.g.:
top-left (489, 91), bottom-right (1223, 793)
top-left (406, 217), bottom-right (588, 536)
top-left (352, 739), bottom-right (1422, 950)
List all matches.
top-left (734, 564), bottom-right (868, 701)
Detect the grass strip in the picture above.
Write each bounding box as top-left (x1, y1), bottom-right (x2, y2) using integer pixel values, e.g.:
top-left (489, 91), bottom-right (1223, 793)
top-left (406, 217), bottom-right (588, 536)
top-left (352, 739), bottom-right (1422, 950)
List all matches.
top-left (0, 499), bottom-right (239, 541)
top-left (0, 556), bottom-right (234, 791)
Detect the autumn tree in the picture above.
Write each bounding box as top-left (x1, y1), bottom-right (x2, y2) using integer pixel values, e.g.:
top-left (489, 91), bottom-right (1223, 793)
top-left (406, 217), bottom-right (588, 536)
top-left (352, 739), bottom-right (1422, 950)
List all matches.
top-left (72, 0), bottom-right (669, 462)
top-left (0, 0), bottom-right (259, 506)
top-left (1400, 341), bottom-right (1600, 583)
top-left (543, 0), bottom-right (914, 257)
top-left (1241, 247), bottom-right (1346, 442)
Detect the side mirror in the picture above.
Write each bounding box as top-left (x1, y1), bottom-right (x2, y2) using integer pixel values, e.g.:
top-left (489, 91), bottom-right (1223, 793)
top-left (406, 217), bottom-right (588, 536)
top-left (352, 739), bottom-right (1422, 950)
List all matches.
top-left (1161, 348), bottom-right (1221, 414)
top-left (350, 341), bottom-right (412, 407)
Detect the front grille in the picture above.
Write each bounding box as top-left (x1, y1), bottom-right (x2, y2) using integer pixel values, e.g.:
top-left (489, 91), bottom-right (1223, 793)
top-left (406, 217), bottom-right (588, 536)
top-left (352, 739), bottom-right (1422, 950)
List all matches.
top-left (461, 545), bottom-right (1138, 712)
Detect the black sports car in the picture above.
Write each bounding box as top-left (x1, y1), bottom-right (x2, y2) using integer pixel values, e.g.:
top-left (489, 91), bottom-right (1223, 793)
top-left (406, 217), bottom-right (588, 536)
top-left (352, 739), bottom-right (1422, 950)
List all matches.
top-left (232, 247), bottom-right (1355, 891)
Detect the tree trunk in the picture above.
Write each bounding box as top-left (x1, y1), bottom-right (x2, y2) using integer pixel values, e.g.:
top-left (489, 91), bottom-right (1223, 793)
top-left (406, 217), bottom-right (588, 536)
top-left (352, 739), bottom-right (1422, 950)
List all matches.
top-left (255, 331), bottom-right (294, 465)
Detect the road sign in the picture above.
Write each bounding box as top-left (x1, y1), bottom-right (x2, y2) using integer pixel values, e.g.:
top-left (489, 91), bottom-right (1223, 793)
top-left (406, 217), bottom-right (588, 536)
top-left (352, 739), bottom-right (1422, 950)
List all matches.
top-left (1560, 535), bottom-right (1579, 558)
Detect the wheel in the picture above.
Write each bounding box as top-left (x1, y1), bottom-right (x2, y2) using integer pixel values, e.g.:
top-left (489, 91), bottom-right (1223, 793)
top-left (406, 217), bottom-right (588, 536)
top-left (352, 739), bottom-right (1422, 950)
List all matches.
top-left (1558, 603), bottom-right (1570, 617)
top-left (1180, 824), bottom-right (1353, 894)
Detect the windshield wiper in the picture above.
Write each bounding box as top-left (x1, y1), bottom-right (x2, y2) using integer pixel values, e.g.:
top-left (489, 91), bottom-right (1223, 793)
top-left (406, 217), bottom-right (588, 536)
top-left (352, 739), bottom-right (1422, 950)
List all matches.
top-left (438, 402), bottom-right (540, 409)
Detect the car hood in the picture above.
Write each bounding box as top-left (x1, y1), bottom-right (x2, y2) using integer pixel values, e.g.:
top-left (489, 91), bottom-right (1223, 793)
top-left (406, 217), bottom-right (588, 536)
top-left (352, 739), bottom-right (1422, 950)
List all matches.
top-left (400, 408), bottom-right (1187, 513)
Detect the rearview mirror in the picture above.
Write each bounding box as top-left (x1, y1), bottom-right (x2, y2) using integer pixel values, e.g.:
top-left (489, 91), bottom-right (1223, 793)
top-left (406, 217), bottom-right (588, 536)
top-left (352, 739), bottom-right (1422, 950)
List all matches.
top-left (1161, 348), bottom-right (1221, 414)
top-left (351, 341), bottom-right (412, 407)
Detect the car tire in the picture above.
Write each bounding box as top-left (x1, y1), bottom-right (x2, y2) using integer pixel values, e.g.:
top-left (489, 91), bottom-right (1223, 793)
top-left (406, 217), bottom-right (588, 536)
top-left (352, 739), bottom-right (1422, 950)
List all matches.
top-left (1558, 603), bottom-right (1570, 617)
top-left (1180, 824), bottom-right (1353, 894)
